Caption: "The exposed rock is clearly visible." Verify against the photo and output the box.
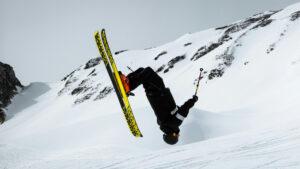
[217,48,235,67]
[61,66,82,81]
[0,62,23,124]
[168,55,186,68]
[267,29,287,54]
[74,83,101,104]
[156,64,166,73]
[163,55,186,73]
[58,75,79,96]
[0,62,22,107]
[208,47,234,80]
[252,19,273,29]
[84,57,101,69]
[62,69,77,81]
[191,42,223,61]
[190,46,206,61]
[88,69,97,77]
[208,68,224,80]
[74,93,94,104]
[290,11,300,21]
[192,12,277,62]
[215,25,232,30]
[184,42,192,47]
[191,33,233,61]
[226,12,275,34]
[59,67,81,96]
[244,61,249,65]
[0,109,5,124]
[154,51,167,60]
[220,34,233,42]
[71,79,92,95]
[73,85,113,104]
[267,44,275,54]
[115,50,128,55]
[144,46,155,50]
[59,56,114,104]
[94,87,113,101]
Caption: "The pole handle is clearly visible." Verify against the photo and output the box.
[194,68,204,96]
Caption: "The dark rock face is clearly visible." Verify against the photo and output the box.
[290,11,300,21]
[165,55,186,69]
[59,58,114,104]
[191,34,232,61]
[208,47,234,80]
[154,51,167,60]
[155,54,186,73]
[0,109,5,124]
[184,42,192,47]
[208,68,224,80]
[156,54,186,73]
[0,62,22,123]
[115,50,128,55]
[190,11,279,81]
[156,64,166,73]
[94,87,113,101]
[194,12,277,62]
[84,57,101,69]
[251,19,273,29]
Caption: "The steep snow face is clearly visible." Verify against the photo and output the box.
[1,2,300,169]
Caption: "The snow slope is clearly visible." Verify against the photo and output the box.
[1,2,300,169]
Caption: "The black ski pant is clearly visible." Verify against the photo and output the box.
[127,67,177,124]
[128,67,166,94]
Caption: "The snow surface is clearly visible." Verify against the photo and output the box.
[1,2,300,169]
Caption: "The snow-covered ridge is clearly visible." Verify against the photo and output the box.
[58,5,300,105]
[1,2,300,169]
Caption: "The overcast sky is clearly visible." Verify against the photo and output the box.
[1,0,299,83]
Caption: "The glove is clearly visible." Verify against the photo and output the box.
[192,95,198,102]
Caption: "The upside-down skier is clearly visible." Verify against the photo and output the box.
[119,67,199,145]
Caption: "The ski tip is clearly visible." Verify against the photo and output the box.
[94,31,100,36]
[133,133,143,138]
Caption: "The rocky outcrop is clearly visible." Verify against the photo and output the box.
[0,62,22,124]
[58,57,113,105]
[156,54,186,73]
[0,109,5,124]
[154,51,167,60]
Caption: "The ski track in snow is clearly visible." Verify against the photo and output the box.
[1,2,300,169]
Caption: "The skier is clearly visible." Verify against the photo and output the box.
[119,67,198,145]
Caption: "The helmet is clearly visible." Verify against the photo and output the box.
[163,133,179,145]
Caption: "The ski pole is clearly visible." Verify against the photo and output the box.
[194,68,204,96]
[127,66,134,72]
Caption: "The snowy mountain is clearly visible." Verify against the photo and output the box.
[1,2,300,169]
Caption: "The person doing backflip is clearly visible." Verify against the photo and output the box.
[119,67,198,145]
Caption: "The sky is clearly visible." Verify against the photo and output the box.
[1,0,299,83]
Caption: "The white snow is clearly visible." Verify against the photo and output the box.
[1,2,300,169]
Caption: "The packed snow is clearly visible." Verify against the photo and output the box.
[1,2,300,169]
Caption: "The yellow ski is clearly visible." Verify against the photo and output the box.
[94,30,143,137]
